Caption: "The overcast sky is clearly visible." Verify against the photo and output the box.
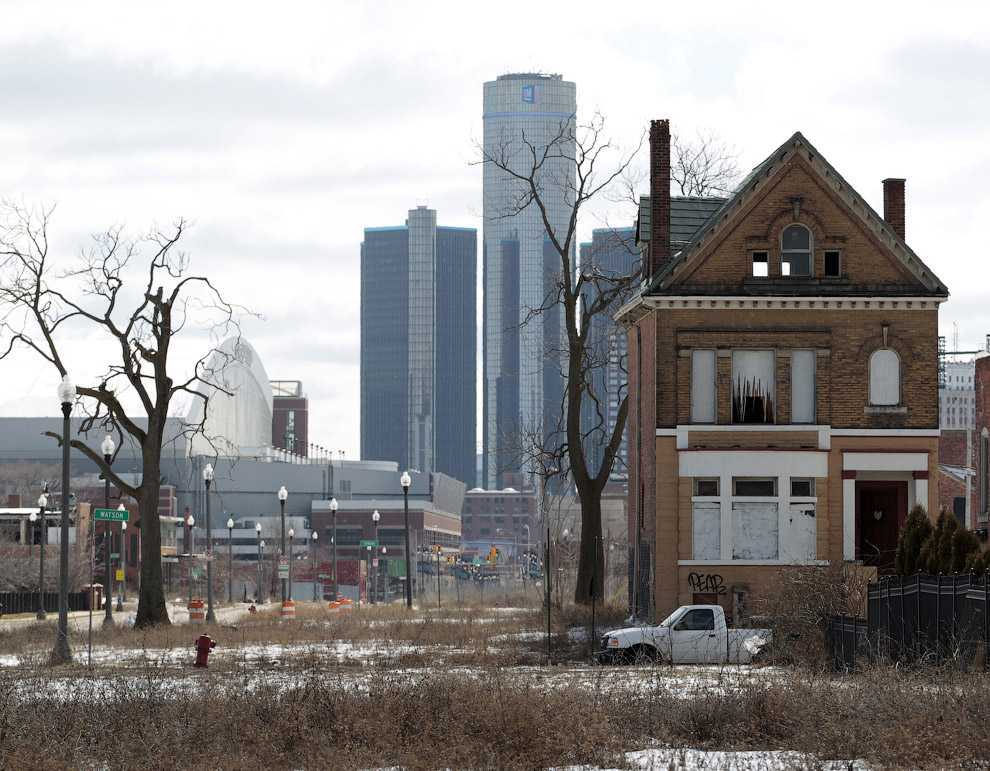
[1,1,988,459]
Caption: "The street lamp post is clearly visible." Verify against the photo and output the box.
[311,530,319,601]
[287,528,295,600]
[381,545,387,603]
[203,463,216,623]
[255,523,263,603]
[51,374,75,664]
[36,490,48,620]
[523,524,531,588]
[400,471,412,609]
[371,509,380,604]
[185,513,195,604]
[117,517,127,611]
[226,517,235,603]
[277,485,288,606]
[101,435,115,626]
[329,497,338,601]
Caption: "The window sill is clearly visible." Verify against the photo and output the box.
[864,405,908,416]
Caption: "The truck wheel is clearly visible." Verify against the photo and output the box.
[625,644,658,665]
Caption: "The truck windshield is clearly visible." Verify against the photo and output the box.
[658,609,685,627]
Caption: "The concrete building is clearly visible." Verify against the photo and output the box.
[619,121,948,621]
[360,206,476,486]
[940,360,975,430]
[271,380,309,456]
[461,487,538,557]
[482,73,575,489]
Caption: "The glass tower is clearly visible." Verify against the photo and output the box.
[482,73,576,489]
[361,207,476,486]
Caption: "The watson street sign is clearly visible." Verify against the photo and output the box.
[359,539,379,548]
[94,508,129,522]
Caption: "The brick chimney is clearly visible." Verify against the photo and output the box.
[882,178,906,241]
[649,119,671,277]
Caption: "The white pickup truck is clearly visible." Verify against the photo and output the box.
[599,604,771,665]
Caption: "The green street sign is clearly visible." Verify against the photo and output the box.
[94,508,129,522]
[359,539,379,548]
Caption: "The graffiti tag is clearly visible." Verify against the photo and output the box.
[688,572,726,596]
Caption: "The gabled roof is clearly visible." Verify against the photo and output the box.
[645,132,948,297]
[638,196,727,248]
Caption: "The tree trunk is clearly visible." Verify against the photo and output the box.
[134,443,170,628]
[573,488,604,604]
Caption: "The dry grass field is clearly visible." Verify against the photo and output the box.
[2,596,990,769]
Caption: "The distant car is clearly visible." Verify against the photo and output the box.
[599,605,771,665]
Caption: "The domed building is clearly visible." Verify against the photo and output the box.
[186,336,273,457]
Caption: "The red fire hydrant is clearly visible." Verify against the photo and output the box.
[194,634,216,668]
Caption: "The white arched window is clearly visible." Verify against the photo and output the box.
[781,224,812,277]
[869,349,900,406]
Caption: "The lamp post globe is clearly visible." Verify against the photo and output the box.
[400,471,413,609]
[329,497,338,601]
[202,463,216,623]
[372,509,380,523]
[52,374,75,664]
[35,491,48,620]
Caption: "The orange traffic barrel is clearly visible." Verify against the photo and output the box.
[280,599,296,619]
[188,598,205,623]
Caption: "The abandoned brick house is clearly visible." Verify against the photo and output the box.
[619,120,948,621]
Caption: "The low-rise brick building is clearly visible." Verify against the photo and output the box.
[619,121,948,620]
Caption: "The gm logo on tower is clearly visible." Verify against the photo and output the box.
[521,84,535,103]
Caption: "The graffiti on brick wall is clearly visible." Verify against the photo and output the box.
[688,572,726,596]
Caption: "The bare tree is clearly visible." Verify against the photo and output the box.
[671,131,740,197]
[0,203,248,627]
[478,114,642,605]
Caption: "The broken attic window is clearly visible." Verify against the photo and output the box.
[751,251,769,277]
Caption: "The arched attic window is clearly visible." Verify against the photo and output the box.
[869,349,901,406]
[781,224,812,277]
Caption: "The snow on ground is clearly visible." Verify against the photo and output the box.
[562,747,870,770]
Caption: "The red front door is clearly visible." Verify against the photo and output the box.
[856,481,908,573]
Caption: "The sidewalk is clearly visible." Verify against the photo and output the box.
[0,600,255,631]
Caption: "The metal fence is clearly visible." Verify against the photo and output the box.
[827,573,990,670]
[0,591,92,615]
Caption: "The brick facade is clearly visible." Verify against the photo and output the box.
[976,356,990,522]
[621,129,947,620]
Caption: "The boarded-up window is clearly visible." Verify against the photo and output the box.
[791,350,815,423]
[691,350,716,423]
[692,502,721,560]
[869,349,900,406]
[732,350,774,423]
[785,503,816,560]
[732,502,779,559]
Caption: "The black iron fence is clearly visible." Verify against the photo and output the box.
[0,591,92,615]
[827,573,990,670]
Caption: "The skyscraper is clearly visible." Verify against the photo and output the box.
[482,73,576,489]
[360,206,476,487]
[579,227,638,482]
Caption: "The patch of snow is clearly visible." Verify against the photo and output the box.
[562,747,871,770]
